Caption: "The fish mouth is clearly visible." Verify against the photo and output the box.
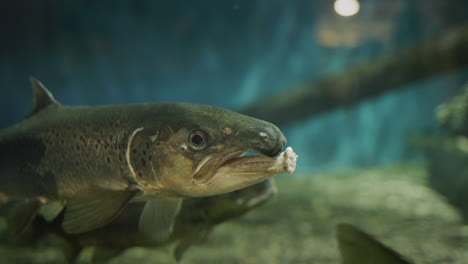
[192,149,250,184]
[193,147,298,186]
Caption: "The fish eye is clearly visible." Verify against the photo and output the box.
[189,130,207,150]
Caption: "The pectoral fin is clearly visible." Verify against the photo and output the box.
[62,189,140,234]
[139,198,183,242]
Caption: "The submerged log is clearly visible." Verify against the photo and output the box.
[241,25,468,125]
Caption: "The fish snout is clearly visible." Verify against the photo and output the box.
[256,124,286,157]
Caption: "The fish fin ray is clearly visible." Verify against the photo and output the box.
[62,190,138,234]
[139,198,183,243]
[27,77,61,118]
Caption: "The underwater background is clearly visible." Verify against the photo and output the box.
[1,0,468,263]
[1,0,467,172]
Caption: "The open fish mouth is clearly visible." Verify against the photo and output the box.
[194,147,298,185]
[219,146,298,175]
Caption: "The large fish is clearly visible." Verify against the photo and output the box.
[0,78,298,238]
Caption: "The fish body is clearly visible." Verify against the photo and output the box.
[0,78,298,236]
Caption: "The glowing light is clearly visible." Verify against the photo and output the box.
[334,0,360,17]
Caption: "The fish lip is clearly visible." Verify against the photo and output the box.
[258,144,283,158]
[192,142,284,185]
[217,149,247,167]
[193,149,268,185]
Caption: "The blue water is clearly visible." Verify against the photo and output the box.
[0,0,467,172]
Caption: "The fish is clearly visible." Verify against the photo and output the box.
[1,179,278,262]
[0,77,298,238]
[78,178,277,262]
[336,223,413,264]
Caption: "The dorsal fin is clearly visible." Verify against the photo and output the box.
[28,76,61,117]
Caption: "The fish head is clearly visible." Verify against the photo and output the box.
[134,103,297,197]
[176,179,276,229]
[203,178,277,223]
[171,179,277,262]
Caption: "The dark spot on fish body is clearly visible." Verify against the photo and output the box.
[141,158,146,167]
